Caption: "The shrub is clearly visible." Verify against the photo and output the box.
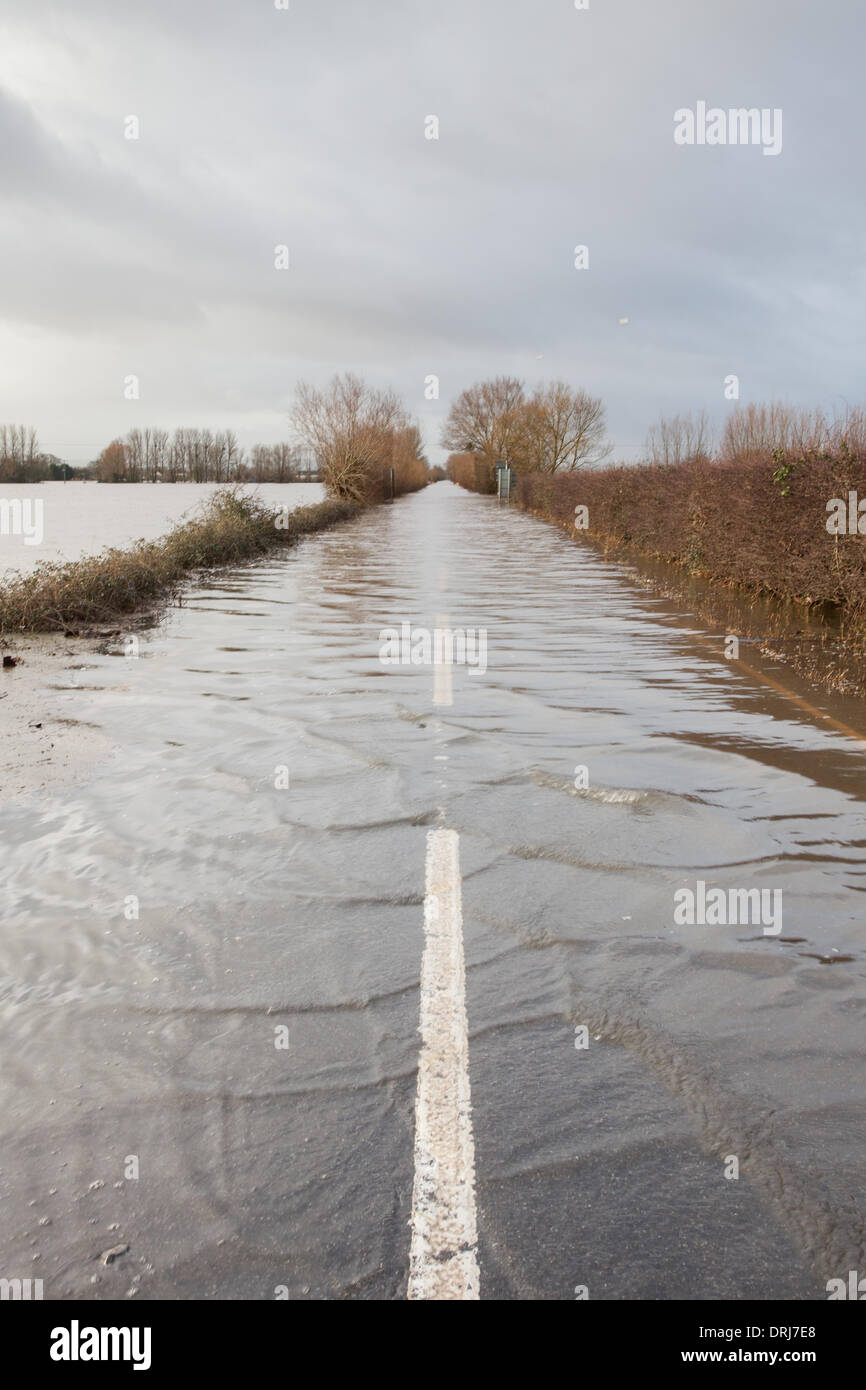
[0,490,360,633]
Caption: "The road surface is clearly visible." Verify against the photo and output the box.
[1,481,864,1300]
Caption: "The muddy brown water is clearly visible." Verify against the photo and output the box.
[1,481,864,1299]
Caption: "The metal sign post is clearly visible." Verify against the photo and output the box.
[495,461,514,500]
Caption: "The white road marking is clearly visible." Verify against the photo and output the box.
[408,826,480,1300]
[433,662,452,706]
[432,612,453,707]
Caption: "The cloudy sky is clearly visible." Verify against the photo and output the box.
[0,0,863,466]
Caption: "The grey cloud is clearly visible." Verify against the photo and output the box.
[0,0,863,463]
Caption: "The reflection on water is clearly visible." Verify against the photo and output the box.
[0,482,864,1300]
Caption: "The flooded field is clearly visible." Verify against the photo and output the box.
[1,481,864,1299]
[0,482,324,574]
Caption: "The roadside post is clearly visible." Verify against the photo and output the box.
[495,460,515,500]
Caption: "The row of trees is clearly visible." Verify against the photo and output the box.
[91,429,317,483]
[0,426,66,482]
[4,375,427,496]
[440,383,866,491]
[645,404,866,467]
[17,392,859,495]
[441,377,610,490]
[1,425,322,484]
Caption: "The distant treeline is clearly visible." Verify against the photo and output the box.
[90,429,322,483]
[442,380,866,490]
[0,424,323,484]
[2,385,431,499]
[0,426,71,482]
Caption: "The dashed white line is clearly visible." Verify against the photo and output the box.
[408,825,480,1300]
[432,612,453,707]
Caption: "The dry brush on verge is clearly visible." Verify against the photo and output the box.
[0,490,359,634]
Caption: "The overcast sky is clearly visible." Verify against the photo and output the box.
[0,0,863,466]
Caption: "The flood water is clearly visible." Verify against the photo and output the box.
[0,482,324,574]
[1,481,865,1300]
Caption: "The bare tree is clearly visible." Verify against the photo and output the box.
[248,444,271,480]
[645,411,713,465]
[387,424,428,491]
[292,373,410,501]
[0,425,39,480]
[93,438,127,482]
[271,442,296,481]
[440,377,526,465]
[125,428,145,482]
[517,381,611,471]
[834,406,866,457]
[721,403,832,461]
[246,442,296,481]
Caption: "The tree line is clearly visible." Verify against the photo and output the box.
[643,403,866,467]
[92,429,317,483]
[0,426,67,482]
[85,377,432,500]
[0,425,321,483]
[12,384,853,496]
[440,379,866,493]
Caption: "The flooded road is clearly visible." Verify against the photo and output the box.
[1,480,865,1300]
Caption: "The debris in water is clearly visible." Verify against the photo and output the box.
[101,1244,130,1266]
